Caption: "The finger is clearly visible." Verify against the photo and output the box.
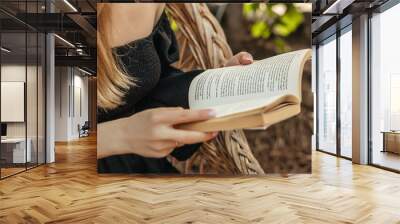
[158,109,216,125]
[162,107,184,111]
[225,52,253,67]
[149,107,183,113]
[146,107,184,124]
[225,55,240,67]
[158,147,176,157]
[238,52,253,65]
[147,147,176,158]
[149,140,181,151]
[166,129,218,145]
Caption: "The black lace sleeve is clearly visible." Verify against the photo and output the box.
[136,13,204,110]
[153,13,181,74]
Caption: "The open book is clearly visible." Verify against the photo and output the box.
[178,49,312,132]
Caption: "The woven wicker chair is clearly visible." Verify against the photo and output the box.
[166,3,265,175]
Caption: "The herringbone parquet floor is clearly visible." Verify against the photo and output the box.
[1,135,400,224]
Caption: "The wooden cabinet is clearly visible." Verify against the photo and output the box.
[0,138,32,165]
[382,132,400,154]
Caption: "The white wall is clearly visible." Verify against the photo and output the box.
[1,63,46,164]
[1,65,36,138]
[1,65,26,140]
[54,67,89,141]
[1,65,25,126]
[72,74,89,138]
[55,67,69,141]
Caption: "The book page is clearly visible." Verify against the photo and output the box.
[198,95,286,118]
[188,49,310,113]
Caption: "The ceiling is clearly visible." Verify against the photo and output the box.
[0,0,97,74]
[0,0,394,74]
[311,0,391,41]
[1,32,45,64]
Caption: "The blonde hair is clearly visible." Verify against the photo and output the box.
[97,4,134,110]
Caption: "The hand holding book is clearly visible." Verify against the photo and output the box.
[178,49,312,132]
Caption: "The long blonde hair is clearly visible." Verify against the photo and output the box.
[97,4,134,110]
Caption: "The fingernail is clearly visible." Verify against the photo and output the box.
[207,109,217,118]
[244,54,253,62]
[210,132,219,138]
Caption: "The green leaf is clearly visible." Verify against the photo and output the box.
[273,38,288,53]
[244,3,304,40]
[279,7,304,33]
[251,21,267,38]
[262,28,271,39]
[273,23,291,36]
[243,3,258,16]
[170,19,179,32]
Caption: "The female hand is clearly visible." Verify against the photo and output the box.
[97,107,217,158]
[224,51,254,67]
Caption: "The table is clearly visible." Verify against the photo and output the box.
[381,131,400,154]
[1,138,31,163]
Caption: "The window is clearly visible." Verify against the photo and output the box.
[1,29,28,178]
[370,2,400,171]
[0,1,47,179]
[390,74,400,130]
[339,26,352,158]
[317,35,337,154]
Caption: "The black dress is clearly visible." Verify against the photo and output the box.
[97,13,203,173]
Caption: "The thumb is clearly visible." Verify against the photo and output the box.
[238,52,253,65]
